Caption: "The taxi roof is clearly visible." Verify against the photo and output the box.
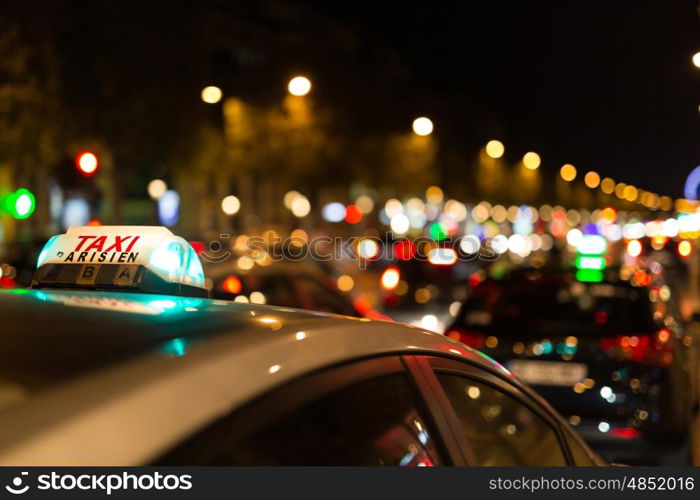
[0,288,511,391]
[0,288,516,464]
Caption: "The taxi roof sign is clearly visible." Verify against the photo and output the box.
[33,226,207,297]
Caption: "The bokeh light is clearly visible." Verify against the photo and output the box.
[76,151,98,176]
[522,152,541,170]
[290,195,311,217]
[425,185,444,204]
[559,164,576,181]
[322,202,346,222]
[337,275,354,292]
[344,204,362,223]
[623,185,638,202]
[390,214,410,234]
[283,190,302,209]
[584,171,600,188]
[221,195,241,215]
[627,239,642,257]
[380,267,401,290]
[201,86,222,103]
[485,140,505,159]
[147,179,167,200]
[600,177,615,194]
[412,117,433,136]
[355,195,374,214]
[288,76,311,96]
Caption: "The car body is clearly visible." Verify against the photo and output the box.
[445,267,694,453]
[0,288,603,466]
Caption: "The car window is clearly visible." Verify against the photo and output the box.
[563,430,597,466]
[436,374,566,466]
[157,374,443,466]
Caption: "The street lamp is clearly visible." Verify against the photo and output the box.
[147,179,167,200]
[522,152,540,170]
[560,163,576,181]
[201,86,222,104]
[221,195,241,215]
[485,140,505,159]
[288,76,311,96]
[412,117,433,136]
[693,52,700,68]
[584,171,601,189]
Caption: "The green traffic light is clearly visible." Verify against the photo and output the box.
[2,188,36,219]
[429,221,448,241]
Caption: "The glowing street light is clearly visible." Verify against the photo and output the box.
[221,195,241,215]
[290,195,311,217]
[485,140,505,159]
[560,164,577,181]
[412,117,433,136]
[693,52,700,68]
[147,179,167,200]
[288,76,312,96]
[522,152,540,170]
[584,171,600,189]
[600,177,615,194]
[201,86,223,104]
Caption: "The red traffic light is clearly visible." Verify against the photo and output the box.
[75,151,98,177]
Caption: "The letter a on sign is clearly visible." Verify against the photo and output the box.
[114,265,138,286]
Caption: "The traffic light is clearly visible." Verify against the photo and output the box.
[1,188,36,219]
[75,151,99,177]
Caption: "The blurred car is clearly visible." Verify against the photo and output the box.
[377,248,479,330]
[204,260,361,316]
[445,267,694,450]
[0,225,604,466]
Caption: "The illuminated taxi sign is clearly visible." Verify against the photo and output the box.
[33,226,206,297]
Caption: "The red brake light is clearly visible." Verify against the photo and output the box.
[609,427,641,440]
[598,331,672,366]
[221,275,242,294]
[394,240,417,260]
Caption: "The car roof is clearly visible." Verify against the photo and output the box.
[0,288,524,464]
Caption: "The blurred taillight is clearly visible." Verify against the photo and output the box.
[598,330,672,366]
[445,327,486,349]
[221,275,242,294]
[609,427,641,440]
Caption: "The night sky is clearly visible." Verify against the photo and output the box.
[2,1,698,199]
[312,0,700,198]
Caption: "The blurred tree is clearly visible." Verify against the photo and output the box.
[0,17,63,238]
